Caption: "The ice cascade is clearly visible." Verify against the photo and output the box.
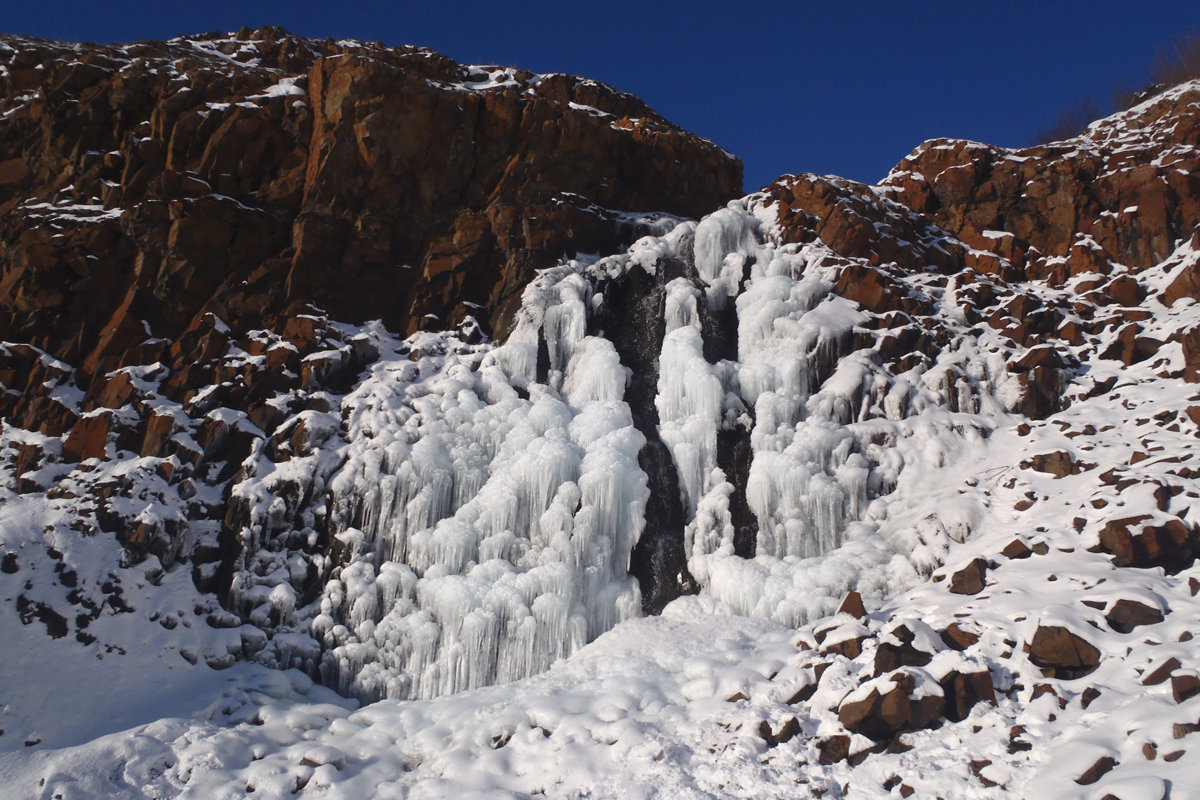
[225,199,1011,700]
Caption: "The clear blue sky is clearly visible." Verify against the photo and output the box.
[7,1,1200,192]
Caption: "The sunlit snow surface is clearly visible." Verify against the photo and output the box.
[5,160,1200,794]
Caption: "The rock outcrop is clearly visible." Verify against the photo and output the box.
[0,26,741,381]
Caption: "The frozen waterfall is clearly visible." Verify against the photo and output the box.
[227,199,1003,701]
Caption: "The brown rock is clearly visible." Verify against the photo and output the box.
[834,265,901,313]
[940,668,996,721]
[1000,539,1033,559]
[1028,624,1101,679]
[281,317,322,352]
[939,623,981,651]
[1105,598,1165,633]
[62,412,113,462]
[1025,450,1078,477]
[0,27,741,383]
[874,621,942,675]
[883,86,1200,274]
[757,716,800,747]
[1031,683,1067,708]
[948,558,988,595]
[140,412,176,458]
[969,758,1001,787]
[837,672,945,742]
[92,371,139,409]
[300,350,352,392]
[837,590,866,619]
[0,157,31,185]
[1172,720,1200,738]
[1171,672,1200,704]
[1098,515,1198,574]
[1075,755,1117,785]
[821,635,866,660]
[1180,327,1200,383]
[12,442,44,478]
[1143,657,1183,686]
[817,734,851,764]
[1164,259,1200,305]
[1101,322,1162,365]
[1008,725,1032,753]
[1012,367,1069,419]
[1104,274,1141,306]
[765,172,963,275]
[1013,345,1072,372]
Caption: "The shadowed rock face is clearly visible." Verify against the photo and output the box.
[586,255,699,614]
[0,26,743,383]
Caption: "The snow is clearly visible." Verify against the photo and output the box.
[457,66,535,91]
[249,77,306,100]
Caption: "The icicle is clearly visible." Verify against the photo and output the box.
[692,202,760,309]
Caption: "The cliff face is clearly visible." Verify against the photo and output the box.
[0,26,740,380]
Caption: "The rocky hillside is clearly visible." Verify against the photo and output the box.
[2,27,1200,800]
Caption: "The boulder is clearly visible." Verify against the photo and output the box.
[62,412,113,462]
[1142,657,1182,686]
[1098,515,1198,573]
[1024,450,1079,477]
[1028,624,1101,679]
[1104,598,1164,633]
[817,735,851,764]
[948,558,989,595]
[838,671,945,742]
[939,623,981,651]
[1171,672,1200,704]
[1000,539,1032,559]
[837,590,866,619]
[939,668,996,721]
[874,621,942,675]
[1075,756,1117,786]
[757,716,800,747]
[1163,258,1200,305]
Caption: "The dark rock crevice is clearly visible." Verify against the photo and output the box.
[588,260,698,614]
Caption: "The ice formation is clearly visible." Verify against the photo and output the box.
[212,195,1020,702]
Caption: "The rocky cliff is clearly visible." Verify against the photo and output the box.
[0,25,740,397]
[3,28,1200,800]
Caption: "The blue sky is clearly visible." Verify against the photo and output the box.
[7,1,1200,192]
